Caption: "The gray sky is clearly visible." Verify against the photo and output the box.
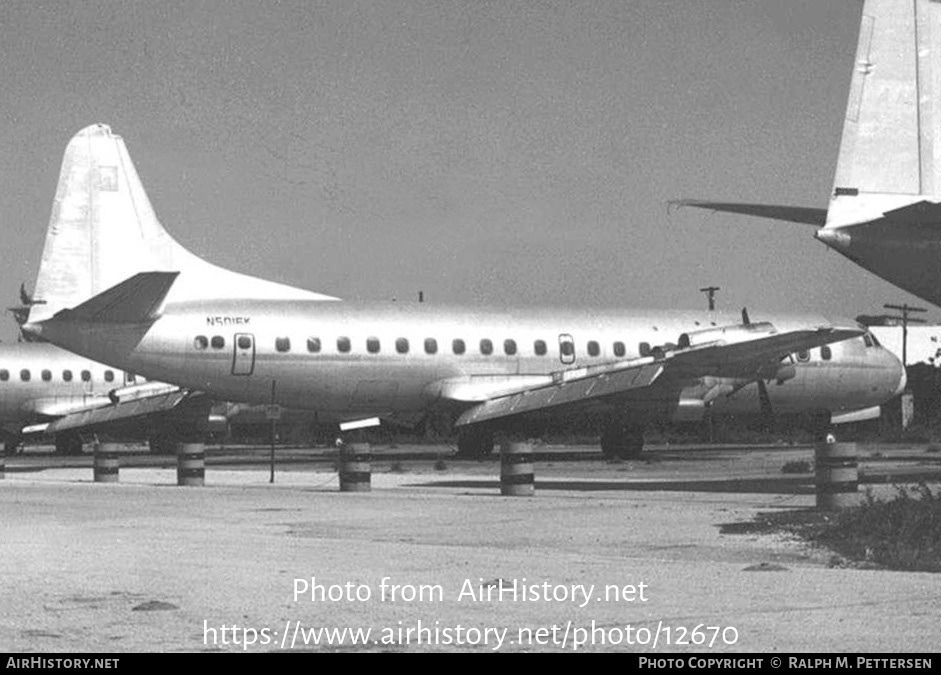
[0,0,931,341]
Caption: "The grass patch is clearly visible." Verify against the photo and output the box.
[742,484,941,572]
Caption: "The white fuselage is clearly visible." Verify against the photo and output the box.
[0,342,140,432]
[33,301,905,425]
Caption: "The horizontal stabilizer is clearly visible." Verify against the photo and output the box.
[54,271,179,324]
[668,200,827,226]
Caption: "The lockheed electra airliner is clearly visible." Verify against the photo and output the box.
[673,0,941,309]
[22,125,905,459]
[0,340,211,455]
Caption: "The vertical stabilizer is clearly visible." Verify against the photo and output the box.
[827,0,941,228]
[30,124,337,323]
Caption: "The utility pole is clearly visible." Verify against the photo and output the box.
[700,286,720,311]
[883,303,927,367]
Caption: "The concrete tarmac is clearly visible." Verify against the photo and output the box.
[0,443,939,653]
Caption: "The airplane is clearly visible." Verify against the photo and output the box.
[670,0,941,309]
[21,125,906,459]
[0,340,212,455]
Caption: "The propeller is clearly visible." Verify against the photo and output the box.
[742,307,774,428]
[9,283,41,342]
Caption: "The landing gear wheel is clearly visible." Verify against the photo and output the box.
[455,428,494,459]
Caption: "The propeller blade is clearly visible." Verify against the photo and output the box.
[757,379,774,429]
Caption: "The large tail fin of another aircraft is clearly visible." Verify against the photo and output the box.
[669,0,941,307]
[825,0,941,229]
[29,124,337,323]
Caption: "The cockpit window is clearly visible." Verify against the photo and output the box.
[863,334,873,348]
[870,333,881,347]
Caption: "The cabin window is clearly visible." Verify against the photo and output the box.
[480,339,493,355]
[534,340,547,356]
[104,370,115,382]
[367,337,381,354]
[63,370,73,382]
[20,369,30,382]
[307,337,321,353]
[560,341,574,357]
[424,338,438,355]
[237,335,252,350]
[41,370,52,382]
[820,345,832,361]
[504,339,517,356]
[211,336,225,349]
[796,350,810,363]
[337,337,351,353]
[452,339,466,355]
[613,341,625,357]
[587,341,600,357]
[639,342,651,357]
[275,337,291,353]
[396,338,410,354]
[194,335,209,350]
[81,370,91,382]
[0,370,7,382]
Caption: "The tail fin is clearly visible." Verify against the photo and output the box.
[30,124,337,323]
[826,0,941,229]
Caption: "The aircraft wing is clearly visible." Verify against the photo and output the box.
[21,383,189,436]
[454,323,862,428]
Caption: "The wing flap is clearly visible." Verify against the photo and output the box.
[455,363,663,427]
[38,390,189,434]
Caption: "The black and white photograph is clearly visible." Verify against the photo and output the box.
[0,0,938,658]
